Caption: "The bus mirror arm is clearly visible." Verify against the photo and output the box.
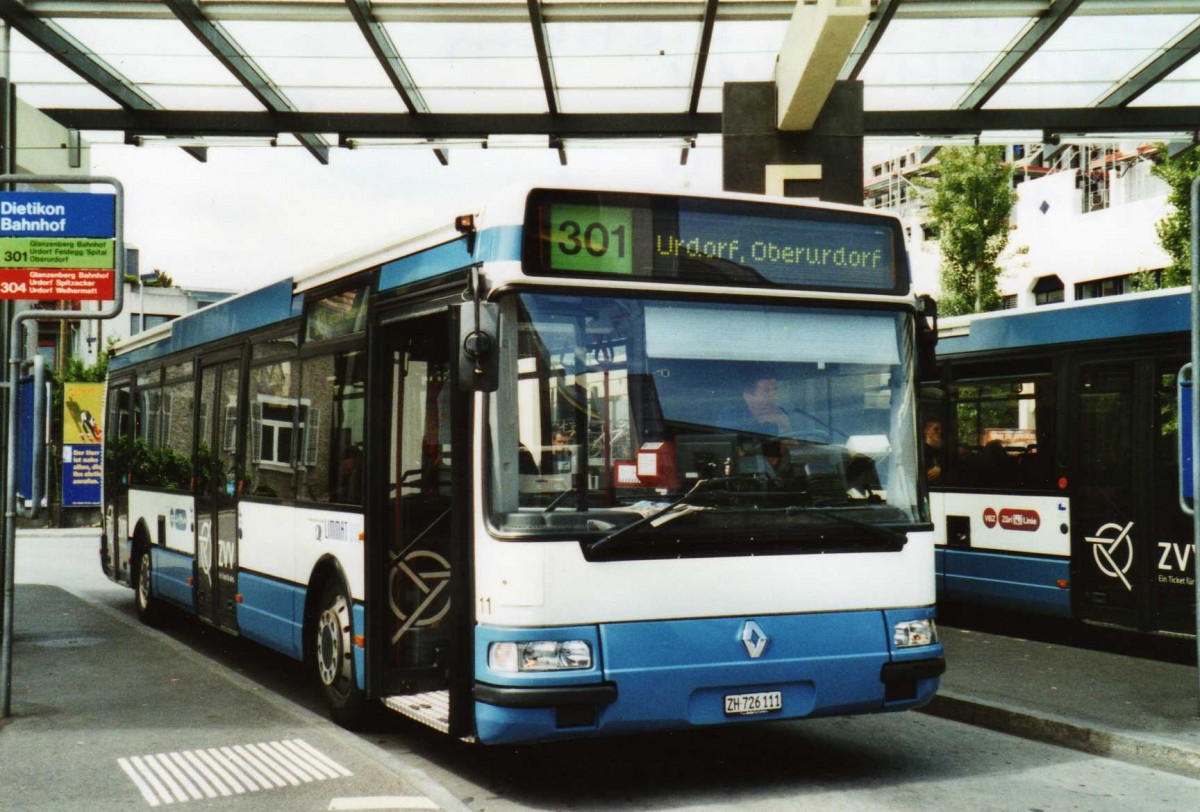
[457,298,500,392]
[916,294,938,379]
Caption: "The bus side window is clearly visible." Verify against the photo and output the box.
[949,378,1055,491]
[299,350,366,506]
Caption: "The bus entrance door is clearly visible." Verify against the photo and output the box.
[195,358,242,632]
[1072,357,1194,633]
[377,314,456,718]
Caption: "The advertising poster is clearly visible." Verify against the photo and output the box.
[63,382,105,508]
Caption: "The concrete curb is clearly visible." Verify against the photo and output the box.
[922,692,1200,781]
[15,527,100,539]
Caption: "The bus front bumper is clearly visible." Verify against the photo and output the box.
[473,609,943,745]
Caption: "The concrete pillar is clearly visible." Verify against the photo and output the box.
[722,80,864,206]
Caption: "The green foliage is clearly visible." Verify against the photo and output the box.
[917,146,1017,315]
[123,268,174,287]
[104,435,193,491]
[1149,144,1200,288]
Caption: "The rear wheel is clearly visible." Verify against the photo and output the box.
[134,546,165,626]
[315,579,366,727]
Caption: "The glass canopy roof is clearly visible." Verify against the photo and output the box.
[2,0,1199,160]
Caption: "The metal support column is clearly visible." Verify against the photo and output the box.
[1190,176,1200,712]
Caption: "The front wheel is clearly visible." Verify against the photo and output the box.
[314,579,367,728]
[134,547,165,626]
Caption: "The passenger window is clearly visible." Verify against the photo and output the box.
[306,288,368,343]
[247,360,299,499]
[158,374,194,491]
[298,350,366,505]
[949,378,1054,490]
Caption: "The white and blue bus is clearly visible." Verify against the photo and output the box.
[924,288,1196,636]
[102,184,943,744]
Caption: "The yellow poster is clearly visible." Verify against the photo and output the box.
[63,382,105,445]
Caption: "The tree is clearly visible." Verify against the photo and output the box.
[1150,143,1200,288]
[918,145,1017,315]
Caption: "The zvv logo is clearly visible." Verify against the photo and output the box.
[1086,521,1134,591]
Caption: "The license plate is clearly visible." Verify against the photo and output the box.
[723,691,782,716]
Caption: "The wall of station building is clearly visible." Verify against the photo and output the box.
[899,154,1171,308]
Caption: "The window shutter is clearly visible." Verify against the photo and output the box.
[250,401,263,464]
[198,403,210,449]
[305,407,321,467]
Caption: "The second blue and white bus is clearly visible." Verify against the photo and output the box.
[102,184,944,743]
[924,288,1196,636]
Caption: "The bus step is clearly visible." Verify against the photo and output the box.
[382,690,450,734]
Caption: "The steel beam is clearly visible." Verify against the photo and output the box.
[864,106,1200,135]
[0,0,208,162]
[162,0,330,164]
[0,0,155,109]
[957,0,1085,110]
[1098,21,1200,107]
[344,0,446,164]
[41,109,720,139]
[527,0,560,114]
[839,0,900,82]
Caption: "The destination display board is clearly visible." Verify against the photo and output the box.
[0,191,116,301]
[525,188,905,294]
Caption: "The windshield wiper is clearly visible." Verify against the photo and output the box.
[587,478,716,557]
[791,506,908,545]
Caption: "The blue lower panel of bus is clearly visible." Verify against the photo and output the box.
[473,608,943,745]
[938,548,1071,617]
[152,547,194,612]
[238,572,305,661]
[233,574,366,687]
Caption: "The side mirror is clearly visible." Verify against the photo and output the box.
[457,300,499,392]
[916,294,938,380]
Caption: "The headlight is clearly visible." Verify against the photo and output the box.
[488,640,593,672]
[893,619,937,648]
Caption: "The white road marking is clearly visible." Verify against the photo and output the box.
[120,739,352,806]
[294,738,354,777]
[327,798,440,811]
[118,757,161,807]
[156,752,203,801]
[169,751,218,799]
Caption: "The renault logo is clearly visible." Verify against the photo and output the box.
[741,620,768,659]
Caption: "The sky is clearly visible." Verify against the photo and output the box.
[89,139,726,293]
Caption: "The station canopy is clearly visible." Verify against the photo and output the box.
[2,0,1200,164]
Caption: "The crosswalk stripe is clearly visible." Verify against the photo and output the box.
[157,752,203,801]
[220,745,272,790]
[293,738,354,778]
[280,738,340,780]
[118,757,161,808]
[129,755,173,805]
[265,740,324,782]
[120,740,352,806]
[196,748,244,794]
[144,754,189,803]
[248,741,308,784]
[169,752,217,800]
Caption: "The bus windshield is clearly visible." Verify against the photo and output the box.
[487,292,922,551]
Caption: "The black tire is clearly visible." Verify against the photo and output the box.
[134,546,165,626]
[314,578,367,728]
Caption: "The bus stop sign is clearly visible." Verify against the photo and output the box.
[0,191,116,300]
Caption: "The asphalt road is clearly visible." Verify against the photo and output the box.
[11,531,1200,811]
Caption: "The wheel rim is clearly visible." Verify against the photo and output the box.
[317,592,352,690]
[137,551,152,609]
